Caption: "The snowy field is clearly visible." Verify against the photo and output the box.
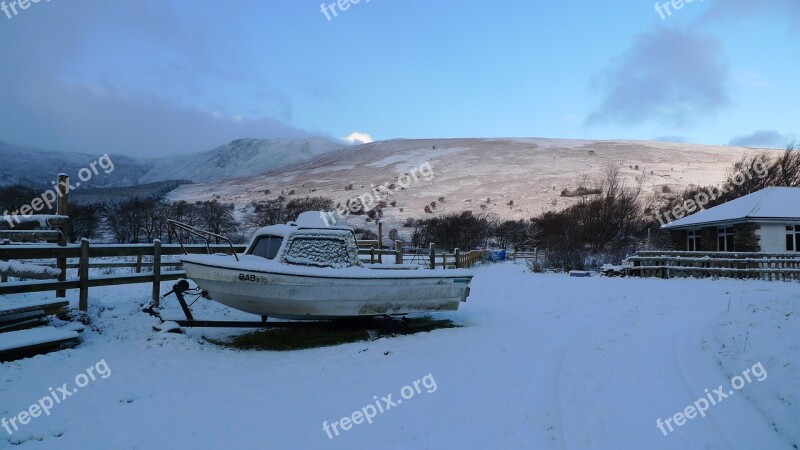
[1,262,798,450]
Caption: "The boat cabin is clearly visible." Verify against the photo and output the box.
[244,213,362,268]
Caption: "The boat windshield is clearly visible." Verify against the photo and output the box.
[249,235,284,260]
[282,234,360,268]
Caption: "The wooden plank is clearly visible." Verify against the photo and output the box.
[0,300,70,317]
[88,244,243,258]
[50,262,183,269]
[626,256,800,264]
[378,222,383,264]
[634,251,800,259]
[395,240,403,265]
[56,174,69,298]
[630,266,800,274]
[152,240,162,304]
[0,326,80,362]
[85,271,186,288]
[0,245,81,260]
[0,279,81,296]
[0,244,245,260]
[0,271,187,296]
[0,230,61,242]
[0,261,60,280]
[0,318,48,332]
[79,239,89,312]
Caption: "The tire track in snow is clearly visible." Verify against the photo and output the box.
[671,312,791,449]
[522,304,629,449]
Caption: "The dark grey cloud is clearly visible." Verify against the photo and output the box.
[586,28,731,127]
[0,1,311,157]
[729,130,791,148]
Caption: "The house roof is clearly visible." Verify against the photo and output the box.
[661,187,800,230]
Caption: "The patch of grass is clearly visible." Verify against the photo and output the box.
[206,317,458,352]
[209,327,371,351]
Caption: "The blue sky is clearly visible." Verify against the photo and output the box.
[0,0,797,156]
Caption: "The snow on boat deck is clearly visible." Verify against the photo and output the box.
[0,262,797,449]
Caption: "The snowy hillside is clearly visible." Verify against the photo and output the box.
[0,140,148,187]
[138,137,344,183]
[1,262,797,449]
[0,137,343,187]
[169,138,784,228]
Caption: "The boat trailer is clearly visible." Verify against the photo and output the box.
[149,280,452,333]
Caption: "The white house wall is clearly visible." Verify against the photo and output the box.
[756,223,791,253]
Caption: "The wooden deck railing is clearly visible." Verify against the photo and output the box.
[624,251,800,281]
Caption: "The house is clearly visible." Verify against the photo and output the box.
[661,187,800,253]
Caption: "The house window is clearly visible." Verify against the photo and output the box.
[787,225,800,252]
[687,230,699,251]
[717,227,734,252]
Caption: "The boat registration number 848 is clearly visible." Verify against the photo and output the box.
[238,273,260,282]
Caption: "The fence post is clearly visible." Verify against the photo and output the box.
[370,248,375,264]
[135,254,143,273]
[152,240,162,305]
[429,243,435,269]
[1,239,8,283]
[395,240,403,265]
[79,238,90,312]
[377,222,383,264]
[56,174,70,298]
[454,248,460,269]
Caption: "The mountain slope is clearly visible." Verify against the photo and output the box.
[138,137,343,183]
[0,140,148,187]
[168,138,783,228]
[0,137,344,187]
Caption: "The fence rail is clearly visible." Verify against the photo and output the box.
[0,241,246,310]
[625,251,800,281]
[1,240,487,312]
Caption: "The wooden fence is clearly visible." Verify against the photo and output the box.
[624,251,800,281]
[0,241,245,311]
[0,239,487,312]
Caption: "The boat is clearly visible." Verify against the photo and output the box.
[176,212,474,320]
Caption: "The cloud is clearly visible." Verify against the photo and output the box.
[586,28,731,127]
[343,132,375,145]
[729,130,791,148]
[0,1,312,157]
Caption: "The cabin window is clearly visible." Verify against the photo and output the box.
[250,236,283,260]
[283,236,354,268]
[717,227,734,252]
[687,230,699,251]
[787,225,800,252]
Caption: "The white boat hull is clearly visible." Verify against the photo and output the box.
[181,256,473,320]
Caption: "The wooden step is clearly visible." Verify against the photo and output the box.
[0,326,80,362]
[0,300,70,326]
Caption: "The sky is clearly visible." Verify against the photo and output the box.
[0,0,797,157]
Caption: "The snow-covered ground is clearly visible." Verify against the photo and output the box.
[1,262,798,449]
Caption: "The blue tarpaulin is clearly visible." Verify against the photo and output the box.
[487,250,506,261]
